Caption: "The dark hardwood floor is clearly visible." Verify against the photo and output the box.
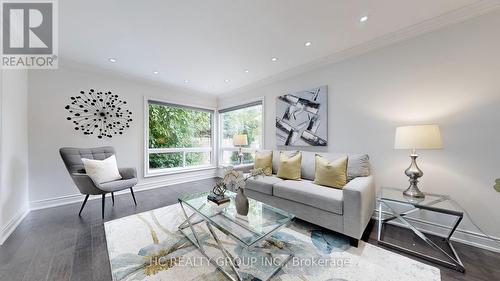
[0,178,498,281]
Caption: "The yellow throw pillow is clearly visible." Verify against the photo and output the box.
[313,155,348,189]
[277,151,302,180]
[254,151,273,176]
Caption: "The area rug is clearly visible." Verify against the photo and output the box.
[104,203,441,281]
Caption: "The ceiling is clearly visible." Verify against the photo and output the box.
[59,0,499,95]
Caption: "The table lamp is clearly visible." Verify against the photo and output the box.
[233,134,248,164]
[394,124,443,198]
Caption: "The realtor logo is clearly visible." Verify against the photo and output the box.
[1,0,58,69]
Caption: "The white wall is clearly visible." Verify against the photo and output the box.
[28,63,218,209]
[218,11,500,250]
[0,70,29,244]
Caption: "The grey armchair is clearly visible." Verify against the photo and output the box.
[60,146,138,219]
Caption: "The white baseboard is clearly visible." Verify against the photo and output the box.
[30,169,217,210]
[373,210,500,254]
[0,208,30,245]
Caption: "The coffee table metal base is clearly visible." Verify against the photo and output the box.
[178,201,293,281]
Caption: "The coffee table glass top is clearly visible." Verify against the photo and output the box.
[179,191,294,247]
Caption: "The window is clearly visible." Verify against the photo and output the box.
[219,101,263,166]
[146,100,214,175]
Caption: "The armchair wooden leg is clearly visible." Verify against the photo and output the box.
[130,188,137,206]
[111,192,115,205]
[102,194,106,219]
[78,195,90,216]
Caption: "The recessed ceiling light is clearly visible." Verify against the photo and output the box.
[304,42,312,47]
[153,71,159,75]
[108,58,117,63]
[184,79,189,83]
[359,16,368,23]
[271,57,278,62]
[224,79,230,83]
[244,69,249,73]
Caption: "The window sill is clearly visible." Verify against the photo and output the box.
[218,163,254,169]
[145,165,217,178]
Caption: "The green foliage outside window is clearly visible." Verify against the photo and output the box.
[148,104,212,169]
[149,153,182,169]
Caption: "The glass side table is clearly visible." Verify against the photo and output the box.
[377,187,465,272]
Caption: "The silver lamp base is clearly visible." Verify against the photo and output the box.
[238,147,243,165]
[403,186,425,198]
[403,153,425,199]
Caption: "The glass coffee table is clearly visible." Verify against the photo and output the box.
[377,187,465,272]
[178,191,295,281]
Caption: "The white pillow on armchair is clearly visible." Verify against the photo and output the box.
[81,155,122,184]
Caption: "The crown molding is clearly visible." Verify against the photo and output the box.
[219,0,500,98]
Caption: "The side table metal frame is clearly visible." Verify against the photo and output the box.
[377,198,465,272]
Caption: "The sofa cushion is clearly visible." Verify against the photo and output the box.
[273,180,343,215]
[301,151,370,181]
[245,175,283,195]
[277,151,302,180]
[346,154,370,181]
[272,150,300,175]
[272,150,280,174]
[254,150,273,176]
[313,155,348,189]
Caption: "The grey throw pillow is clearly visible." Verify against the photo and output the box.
[347,154,370,181]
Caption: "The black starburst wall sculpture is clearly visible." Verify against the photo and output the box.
[65,89,133,139]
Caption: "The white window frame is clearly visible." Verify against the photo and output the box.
[217,97,265,168]
[144,97,217,177]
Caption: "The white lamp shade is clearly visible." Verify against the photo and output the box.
[394,124,443,150]
[233,134,248,146]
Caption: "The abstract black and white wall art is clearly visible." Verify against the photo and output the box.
[65,89,133,139]
[276,86,327,146]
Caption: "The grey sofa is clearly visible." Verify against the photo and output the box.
[60,146,138,219]
[243,150,375,246]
